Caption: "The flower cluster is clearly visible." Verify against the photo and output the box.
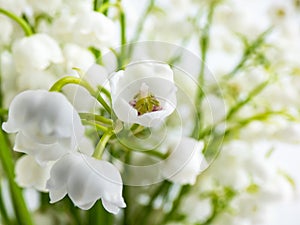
[0,0,299,225]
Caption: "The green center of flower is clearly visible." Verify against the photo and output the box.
[129,83,162,116]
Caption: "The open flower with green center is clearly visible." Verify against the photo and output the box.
[110,62,177,127]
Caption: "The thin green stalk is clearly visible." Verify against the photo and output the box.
[199,79,271,139]
[79,113,113,125]
[119,8,127,67]
[160,185,191,225]
[82,120,109,133]
[93,132,113,159]
[50,76,95,93]
[197,188,236,225]
[0,183,12,225]
[225,27,273,79]
[0,108,8,116]
[122,151,131,225]
[0,130,34,225]
[97,86,111,102]
[65,198,83,225]
[225,79,270,121]
[97,2,116,13]
[127,0,155,57]
[49,76,111,114]
[224,110,292,137]
[99,1,127,67]
[95,94,111,114]
[135,181,170,225]
[0,8,33,36]
[192,2,216,140]
[131,0,154,43]
[87,201,114,225]
[140,150,166,159]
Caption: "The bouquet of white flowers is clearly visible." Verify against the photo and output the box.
[0,0,299,225]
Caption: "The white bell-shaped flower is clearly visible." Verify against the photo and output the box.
[162,137,207,185]
[46,152,126,214]
[73,11,117,49]
[110,62,177,127]
[15,155,52,192]
[12,33,63,73]
[2,90,84,164]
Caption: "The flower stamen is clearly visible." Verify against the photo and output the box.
[129,83,162,116]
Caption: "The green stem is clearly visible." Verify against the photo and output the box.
[0,130,34,225]
[93,132,113,159]
[135,181,170,225]
[79,113,113,125]
[225,79,270,121]
[127,0,155,57]
[82,120,109,133]
[0,8,33,36]
[224,110,292,137]
[225,27,273,79]
[122,152,131,225]
[97,86,111,102]
[160,185,191,224]
[199,79,271,139]
[97,2,117,13]
[0,183,12,225]
[140,150,166,159]
[120,11,127,67]
[192,2,216,140]
[87,201,114,225]
[0,108,8,116]
[50,76,95,93]
[49,76,111,114]
[197,188,236,225]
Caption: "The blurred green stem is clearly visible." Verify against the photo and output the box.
[0,130,34,225]
[0,8,33,36]
[119,0,127,67]
[193,2,216,140]
[87,201,114,225]
[127,0,155,57]
[79,113,113,125]
[225,27,273,79]
[0,182,12,225]
[93,131,113,159]
[49,76,111,114]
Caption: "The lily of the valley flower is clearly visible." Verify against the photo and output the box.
[162,137,207,185]
[15,155,52,192]
[47,152,126,214]
[2,90,84,164]
[110,62,177,127]
[73,11,117,49]
[12,33,63,74]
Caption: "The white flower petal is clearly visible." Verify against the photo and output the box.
[14,133,71,165]
[12,34,63,74]
[110,62,177,127]
[102,200,121,214]
[2,90,84,163]
[162,137,207,185]
[15,155,52,192]
[49,187,67,203]
[47,153,126,214]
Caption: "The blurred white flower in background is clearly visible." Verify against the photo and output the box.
[162,137,207,185]
[12,34,63,74]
